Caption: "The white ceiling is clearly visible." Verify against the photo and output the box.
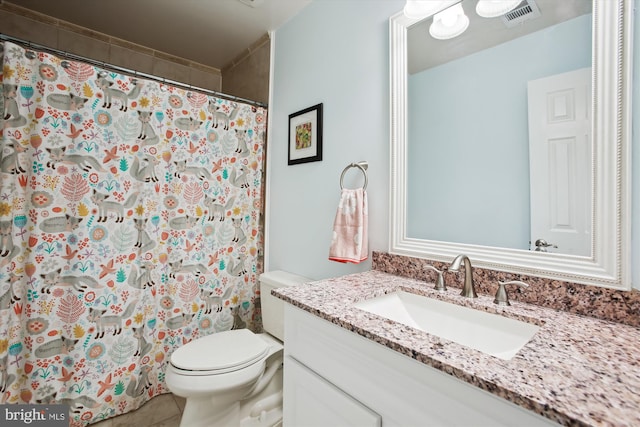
[11,0,592,74]
[9,0,312,70]
[408,0,592,74]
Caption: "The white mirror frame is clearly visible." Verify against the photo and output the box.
[389,0,633,290]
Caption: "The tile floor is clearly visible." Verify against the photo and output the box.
[92,394,185,427]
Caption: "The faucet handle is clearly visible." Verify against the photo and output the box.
[494,280,528,306]
[424,265,446,292]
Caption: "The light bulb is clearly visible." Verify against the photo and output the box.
[440,8,458,27]
[430,3,469,40]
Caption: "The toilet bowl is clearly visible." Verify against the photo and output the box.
[165,270,310,427]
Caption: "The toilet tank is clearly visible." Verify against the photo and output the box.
[260,270,311,341]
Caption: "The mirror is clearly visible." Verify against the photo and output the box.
[389,0,632,289]
[407,0,592,256]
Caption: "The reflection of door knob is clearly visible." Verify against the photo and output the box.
[534,239,558,252]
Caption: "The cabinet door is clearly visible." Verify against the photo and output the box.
[284,356,381,427]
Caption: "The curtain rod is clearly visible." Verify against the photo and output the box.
[0,33,268,108]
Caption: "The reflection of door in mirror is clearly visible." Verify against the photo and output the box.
[528,68,591,256]
[406,3,592,254]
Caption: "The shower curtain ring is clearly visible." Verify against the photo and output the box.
[24,41,36,59]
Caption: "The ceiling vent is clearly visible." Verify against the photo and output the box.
[237,0,264,8]
[501,0,541,28]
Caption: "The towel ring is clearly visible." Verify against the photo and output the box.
[340,161,368,190]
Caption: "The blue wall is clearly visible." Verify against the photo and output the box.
[407,14,592,250]
[267,0,403,280]
[270,2,638,289]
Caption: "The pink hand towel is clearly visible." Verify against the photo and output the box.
[329,188,368,263]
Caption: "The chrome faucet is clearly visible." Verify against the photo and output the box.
[449,254,477,298]
[424,265,446,292]
[494,280,529,306]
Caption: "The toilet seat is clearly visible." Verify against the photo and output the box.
[170,329,269,376]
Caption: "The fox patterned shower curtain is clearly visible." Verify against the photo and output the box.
[0,41,267,425]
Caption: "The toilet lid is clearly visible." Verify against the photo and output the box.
[170,329,269,373]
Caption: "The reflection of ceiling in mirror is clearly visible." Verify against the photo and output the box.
[408,0,592,74]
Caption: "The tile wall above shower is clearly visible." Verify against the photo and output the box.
[0,2,223,91]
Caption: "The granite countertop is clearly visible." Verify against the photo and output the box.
[272,270,640,427]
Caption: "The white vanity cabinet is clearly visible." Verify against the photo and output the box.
[283,305,558,427]
[284,356,381,427]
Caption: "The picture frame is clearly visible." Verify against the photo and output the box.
[288,103,323,165]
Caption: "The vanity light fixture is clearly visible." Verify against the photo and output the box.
[429,3,469,40]
[403,0,449,20]
[475,0,521,18]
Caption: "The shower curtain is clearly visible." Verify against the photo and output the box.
[0,41,266,425]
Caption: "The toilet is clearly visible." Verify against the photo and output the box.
[165,270,310,427]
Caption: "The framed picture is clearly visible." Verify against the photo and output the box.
[288,103,323,165]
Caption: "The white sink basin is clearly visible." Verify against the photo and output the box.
[353,291,539,360]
